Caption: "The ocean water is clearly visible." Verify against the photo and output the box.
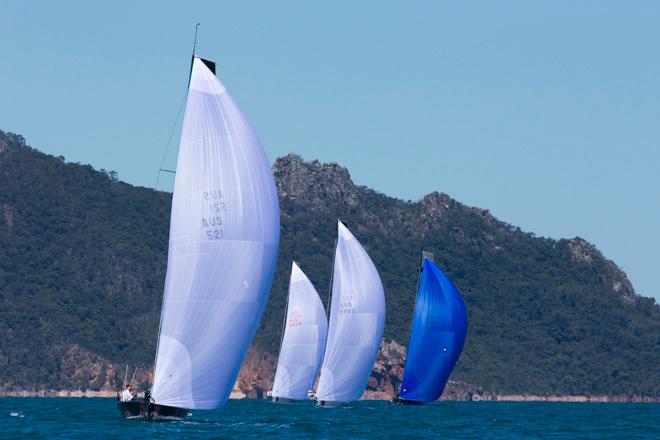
[0,398,658,439]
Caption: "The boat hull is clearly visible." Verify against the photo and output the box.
[271,396,297,404]
[315,400,347,407]
[391,397,425,405]
[117,399,188,421]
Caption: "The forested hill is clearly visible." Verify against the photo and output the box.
[0,130,658,397]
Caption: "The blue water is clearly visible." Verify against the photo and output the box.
[1,398,658,439]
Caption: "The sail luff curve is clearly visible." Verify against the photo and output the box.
[152,57,280,409]
[271,262,328,400]
[399,257,468,403]
[315,222,386,403]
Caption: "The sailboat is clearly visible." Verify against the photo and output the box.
[270,262,328,403]
[395,252,467,404]
[117,53,280,419]
[314,221,386,406]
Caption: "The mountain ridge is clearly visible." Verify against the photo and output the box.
[0,130,658,397]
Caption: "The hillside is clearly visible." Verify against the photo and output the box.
[0,130,658,396]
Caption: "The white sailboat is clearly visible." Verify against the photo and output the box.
[270,262,328,402]
[118,54,280,419]
[315,221,386,405]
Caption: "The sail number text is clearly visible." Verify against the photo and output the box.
[202,190,226,240]
[339,291,357,315]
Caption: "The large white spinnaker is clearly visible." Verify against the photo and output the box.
[271,262,328,400]
[151,57,280,409]
[315,221,385,403]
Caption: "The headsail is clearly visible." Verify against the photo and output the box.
[152,57,280,409]
[399,256,467,403]
[315,222,385,403]
[271,262,328,400]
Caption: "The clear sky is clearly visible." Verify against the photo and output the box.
[1,1,658,301]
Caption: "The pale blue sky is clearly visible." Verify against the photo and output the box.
[1,1,658,301]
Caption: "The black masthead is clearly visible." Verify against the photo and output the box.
[190,23,216,75]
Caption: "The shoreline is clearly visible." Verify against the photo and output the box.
[0,390,249,400]
[1,390,657,403]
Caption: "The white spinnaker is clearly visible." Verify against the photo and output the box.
[271,262,328,400]
[315,222,385,402]
[152,57,280,409]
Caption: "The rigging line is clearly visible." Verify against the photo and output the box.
[155,87,188,189]
[155,23,203,190]
[129,367,138,388]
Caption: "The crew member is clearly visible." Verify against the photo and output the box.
[120,386,133,402]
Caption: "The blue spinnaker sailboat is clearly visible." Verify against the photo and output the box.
[398,254,468,403]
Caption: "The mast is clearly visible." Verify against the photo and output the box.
[192,22,200,55]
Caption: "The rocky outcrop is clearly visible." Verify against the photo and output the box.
[234,349,276,399]
[364,340,406,398]
[273,154,358,207]
[567,237,637,303]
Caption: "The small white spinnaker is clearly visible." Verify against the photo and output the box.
[271,262,328,400]
[315,221,385,403]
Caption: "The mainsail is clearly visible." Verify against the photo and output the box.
[399,256,467,403]
[151,57,280,409]
[271,262,328,400]
[315,221,385,403]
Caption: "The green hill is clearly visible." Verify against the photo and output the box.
[0,130,658,396]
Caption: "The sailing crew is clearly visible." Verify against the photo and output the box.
[120,386,133,402]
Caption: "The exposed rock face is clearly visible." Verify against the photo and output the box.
[567,237,637,303]
[568,238,597,264]
[273,154,358,207]
[366,340,406,398]
[234,349,276,399]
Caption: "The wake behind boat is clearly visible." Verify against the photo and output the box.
[118,49,280,419]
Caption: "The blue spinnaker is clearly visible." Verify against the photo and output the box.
[399,258,467,403]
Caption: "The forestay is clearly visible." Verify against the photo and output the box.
[152,57,280,409]
[271,262,328,400]
[315,222,385,403]
[399,257,467,403]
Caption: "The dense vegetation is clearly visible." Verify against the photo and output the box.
[0,130,658,396]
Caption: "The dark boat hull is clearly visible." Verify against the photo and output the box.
[315,399,347,407]
[271,396,297,403]
[117,399,188,421]
[391,397,425,405]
